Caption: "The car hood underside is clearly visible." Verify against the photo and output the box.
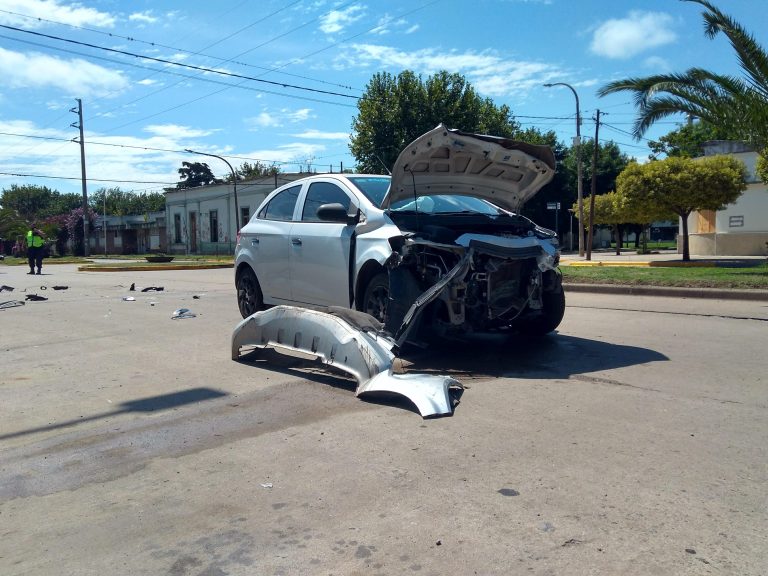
[382,124,556,213]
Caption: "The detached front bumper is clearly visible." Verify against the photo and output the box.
[232,306,462,418]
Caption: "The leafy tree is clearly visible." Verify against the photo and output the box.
[90,188,165,215]
[177,161,217,188]
[64,207,98,256]
[350,70,519,173]
[575,192,632,255]
[598,0,768,181]
[647,121,736,159]
[616,155,747,261]
[0,206,28,242]
[0,184,80,222]
[226,161,280,182]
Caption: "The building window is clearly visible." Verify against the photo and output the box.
[174,214,182,243]
[240,206,250,229]
[210,210,218,242]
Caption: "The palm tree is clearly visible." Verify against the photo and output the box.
[598,0,768,154]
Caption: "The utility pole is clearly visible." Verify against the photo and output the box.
[71,99,90,256]
[586,109,601,261]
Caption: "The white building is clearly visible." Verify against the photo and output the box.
[164,173,305,255]
[686,141,768,256]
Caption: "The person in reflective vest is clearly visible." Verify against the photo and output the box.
[26,227,46,275]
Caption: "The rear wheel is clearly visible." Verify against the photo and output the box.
[236,267,264,318]
[361,272,389,324]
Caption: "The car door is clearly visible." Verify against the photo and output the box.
[246,184,301,303]
[289,180,356,307]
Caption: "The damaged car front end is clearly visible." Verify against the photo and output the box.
[379,124,563,343]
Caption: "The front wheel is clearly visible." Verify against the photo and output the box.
[524,287,566,337]
[361,272,389,324]
[236,267,264,318]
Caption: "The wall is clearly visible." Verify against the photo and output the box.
[684,143,768,256]
[164,173,306,255]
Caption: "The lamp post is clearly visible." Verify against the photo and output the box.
[544,82,583,257]
[184,149,240,241]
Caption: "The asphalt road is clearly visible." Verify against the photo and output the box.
[1,264,766,575]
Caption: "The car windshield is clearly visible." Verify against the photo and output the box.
[389,194,504,215]
[347,176,391,206]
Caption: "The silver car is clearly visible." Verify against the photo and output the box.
[235,124,563,345]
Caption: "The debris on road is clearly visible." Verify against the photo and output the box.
[232,305,463,418]
[52,286,69,290]
[171,308,196,319]
[0,300,25,310]
[0,285,14,292]
[129,283,135,291]
[122,296,136,302]
[141,286,164,292]
[25,294,48,301]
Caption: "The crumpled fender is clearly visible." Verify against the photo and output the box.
[232,306,462,417]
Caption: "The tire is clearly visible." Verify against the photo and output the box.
[361,272,389,324]
[524,287,565,337]
[236,267,264,318]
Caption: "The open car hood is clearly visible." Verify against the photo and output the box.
[382,124,556,213]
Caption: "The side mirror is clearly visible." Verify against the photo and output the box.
[317,203,361,225]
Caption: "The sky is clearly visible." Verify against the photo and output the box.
[0,0,764,197]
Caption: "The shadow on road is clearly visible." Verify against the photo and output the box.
[397,332,669,380]
[0,387,227,441]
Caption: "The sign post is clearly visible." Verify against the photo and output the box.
[547,202,560,236]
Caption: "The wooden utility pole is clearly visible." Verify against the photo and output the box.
[586,109,600,261]
[71,99,90,256]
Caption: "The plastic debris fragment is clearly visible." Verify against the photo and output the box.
[171,308,196,319]
[122,296,136,301]
[25,294,48,301]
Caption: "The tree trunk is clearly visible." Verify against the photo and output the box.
[680,212,690,262]
[614,225,621,255]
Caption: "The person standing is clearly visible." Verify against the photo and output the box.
[26,227,46,275]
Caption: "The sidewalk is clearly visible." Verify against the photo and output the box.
[560,249,768,301]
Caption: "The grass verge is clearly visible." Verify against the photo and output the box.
[561,262,768,289]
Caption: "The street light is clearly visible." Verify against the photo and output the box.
[184,148,240,239]
[543,82,584,257]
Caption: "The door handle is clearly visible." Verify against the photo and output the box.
[251,238,259,245]
[291,238,302,246]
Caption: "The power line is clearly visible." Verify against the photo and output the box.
[0,24,360,100]
[0,171,175,185]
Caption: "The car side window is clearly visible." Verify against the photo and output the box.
[260,185,301,221]
[301,182,352,222]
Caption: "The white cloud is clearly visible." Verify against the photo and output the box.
[129,11,158,24]
[143,124,216,139]
[337,44,565,97]
[245,108,313,130]
[137,79,159,86]
[291,129,350,140]
[590,11,676,59]
[369,15,413,36]
[319,4,365,34]
[0,0,115,28]
[643,56,672,71]
[0,48,128,96]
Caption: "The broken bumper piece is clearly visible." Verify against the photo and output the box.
[231,305,462,417]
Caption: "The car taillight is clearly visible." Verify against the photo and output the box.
[236,230,241,246]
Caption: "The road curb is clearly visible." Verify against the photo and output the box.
[564,282,768,301]
[78,263,233,272]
